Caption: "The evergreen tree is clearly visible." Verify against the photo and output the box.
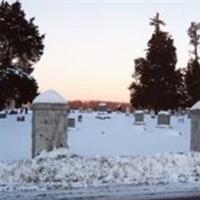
[0,1,44,108]
[129,13,182,111]
[185,22,200,106]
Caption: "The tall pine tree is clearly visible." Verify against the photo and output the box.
[130,13,182,111]
[185,22,200,107]
[0,1,44,108]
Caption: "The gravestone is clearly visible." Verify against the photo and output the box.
[9,109,18,115]
[150,110,156,118]
[68,118,76,127]
[125,107,130,116]
[97,103,107,112]
[96,103,110,119]
[78,114,83,122]
[134,110,144,125]
[17,115,25,122]
[0,111,6,119]
[31,90,68,158]
[190,101,200,152]
[157,111,171,127]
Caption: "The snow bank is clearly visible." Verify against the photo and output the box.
[1,148,200,191]
[33,90,67,104]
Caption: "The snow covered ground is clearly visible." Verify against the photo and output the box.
[68,111,190,157]
[0,111,190,161]
[0,110,195,191]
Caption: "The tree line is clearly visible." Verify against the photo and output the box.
[129,13,200,111]
[69,100,130,111]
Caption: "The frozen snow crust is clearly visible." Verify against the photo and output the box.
[1,148,200,191]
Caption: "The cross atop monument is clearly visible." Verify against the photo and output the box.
[150,12,165,32]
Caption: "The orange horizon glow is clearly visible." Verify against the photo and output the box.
[14,1,200,103]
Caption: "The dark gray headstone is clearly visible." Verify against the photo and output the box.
[0,112,6,119]
[134,111,144,125]
[78,115,83,122]
[68,118,76,127]
[9,110,18,115]
[17,116,25,122]
[157,112,170,127]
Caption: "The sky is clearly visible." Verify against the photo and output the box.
[9,0,200,103]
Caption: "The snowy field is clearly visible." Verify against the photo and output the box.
[0,110,197,192]
[0,111,190,161]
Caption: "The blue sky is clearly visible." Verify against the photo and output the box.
[10,0,200,102]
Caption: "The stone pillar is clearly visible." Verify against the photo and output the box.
[190,102,200,152]
[31,90,68,158]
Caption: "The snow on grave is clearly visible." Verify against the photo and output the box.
[33,90,67,104]
[157,111,171,128]
[134,110,145,125]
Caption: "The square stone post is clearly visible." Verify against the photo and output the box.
[31,90,68,158]
[190,109,200,152]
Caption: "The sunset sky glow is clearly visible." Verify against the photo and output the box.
[10,0,200,102]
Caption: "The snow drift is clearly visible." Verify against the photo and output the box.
[1,148,200,191]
